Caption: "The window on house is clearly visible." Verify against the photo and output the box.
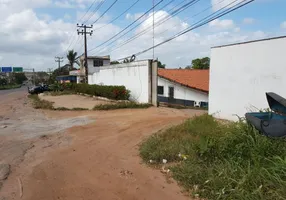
[158,86,164,95]
[93,59,104,67]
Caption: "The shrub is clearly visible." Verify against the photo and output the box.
[93,102,152,110]
[140,114,286,200]
[58,83,130,100]
[28,95,54,109]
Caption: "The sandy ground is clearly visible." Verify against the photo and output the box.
[39,94,113,110]
[0,89,206,200]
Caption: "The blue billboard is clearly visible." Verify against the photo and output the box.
[1,67,12,72]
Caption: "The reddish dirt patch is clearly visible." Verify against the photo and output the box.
[0,89,206,200]
[39,94,113,110]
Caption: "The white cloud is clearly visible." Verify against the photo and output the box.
[0,1,276,71]
[209,19,235,29]
[0,1,119,71]
[54,1,74,8]
[95,11,270,69]
[243,18,255,24]
[280,21,286,29]
[125,12,145,21]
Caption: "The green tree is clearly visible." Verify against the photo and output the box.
[158,61,166,68]
[111,61,120,65]
[11,73,27,84]
[66,50,78,70]
[190,57,210,69]
[0,78,8,86]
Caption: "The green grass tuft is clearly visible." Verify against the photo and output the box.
[48,91,76,96]
[0,84,21,90]
[28,94,54,109]
[140,114,286,200]
[93,102,152,110]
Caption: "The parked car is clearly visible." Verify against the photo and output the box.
[28,85,50,94]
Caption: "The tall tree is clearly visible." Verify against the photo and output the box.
[190,57,210,69]
[66,50,78,70]
[11,73,27,84]
[158,61,166,68]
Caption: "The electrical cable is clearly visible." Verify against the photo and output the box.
[62,0,104,56]
[89,0,185,54]
[106,0,226,54]
[92,0,119,25]
[98,0,202,54]
[115,0,254,61]
[87,0,165,53]
[78,0,99,23]
[83,0,106,24]
[95,0,141,31]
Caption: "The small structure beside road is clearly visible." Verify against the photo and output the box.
[158,69,209,108]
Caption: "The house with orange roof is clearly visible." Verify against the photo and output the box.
[158,68,209,108]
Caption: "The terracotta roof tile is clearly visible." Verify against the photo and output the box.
[158,69,209,92]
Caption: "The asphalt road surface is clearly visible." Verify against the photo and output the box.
[0,86,27,96]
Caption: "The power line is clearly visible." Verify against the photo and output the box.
[92,0,182,54]
[62,0,102,56]
[92,0,119,25]
[83,0,106,24]
[116,0,254,61]
[78,0,99,23]
[98,0,200,54]
[106,0,224,54]
[87,0,165,53]
[95,0,141,31]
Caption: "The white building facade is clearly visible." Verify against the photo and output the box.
[88,60,157,105]
[209,36,286,121]
[158,77,209,107]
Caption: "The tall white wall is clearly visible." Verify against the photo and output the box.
[88,60,151,103]
[209,36,286,121]
[158,77,208,102]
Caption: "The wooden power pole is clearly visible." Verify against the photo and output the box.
[55,57,63,69]
[77,24,93,83]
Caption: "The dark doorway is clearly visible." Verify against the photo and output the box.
[168,86,174,99]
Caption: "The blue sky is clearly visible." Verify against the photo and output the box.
[0,0,285,70]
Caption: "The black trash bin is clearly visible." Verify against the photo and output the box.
[245,92,286,138]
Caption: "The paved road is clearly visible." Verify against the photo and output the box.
[0,86,27,96]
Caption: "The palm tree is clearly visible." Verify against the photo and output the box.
[66,50,78,70]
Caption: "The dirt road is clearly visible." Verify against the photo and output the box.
[0,90,205,200]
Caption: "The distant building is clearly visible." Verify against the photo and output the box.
[87,55,111,74]
[68,55,111,83]
[158,69,209,108]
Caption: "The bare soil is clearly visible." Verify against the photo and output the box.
[0,89,206,200]
[39,94,113,110]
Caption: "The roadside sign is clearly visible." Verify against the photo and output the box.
[1,67,12,73]
[13,67,23,72]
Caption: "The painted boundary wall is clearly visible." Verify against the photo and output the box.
[88,60,157,104]
[209,36,286,121]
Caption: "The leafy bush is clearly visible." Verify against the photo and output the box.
[93,102,152,110]
[50,83,130,100]
[140,114,286,200]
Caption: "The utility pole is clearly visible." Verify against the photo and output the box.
[77,24,93,83]
[55,57,63,70]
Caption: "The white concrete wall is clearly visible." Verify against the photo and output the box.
[87,59,110,74]
[88,60,151,103]
[158,77,208,103]
[209,36,286,121]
